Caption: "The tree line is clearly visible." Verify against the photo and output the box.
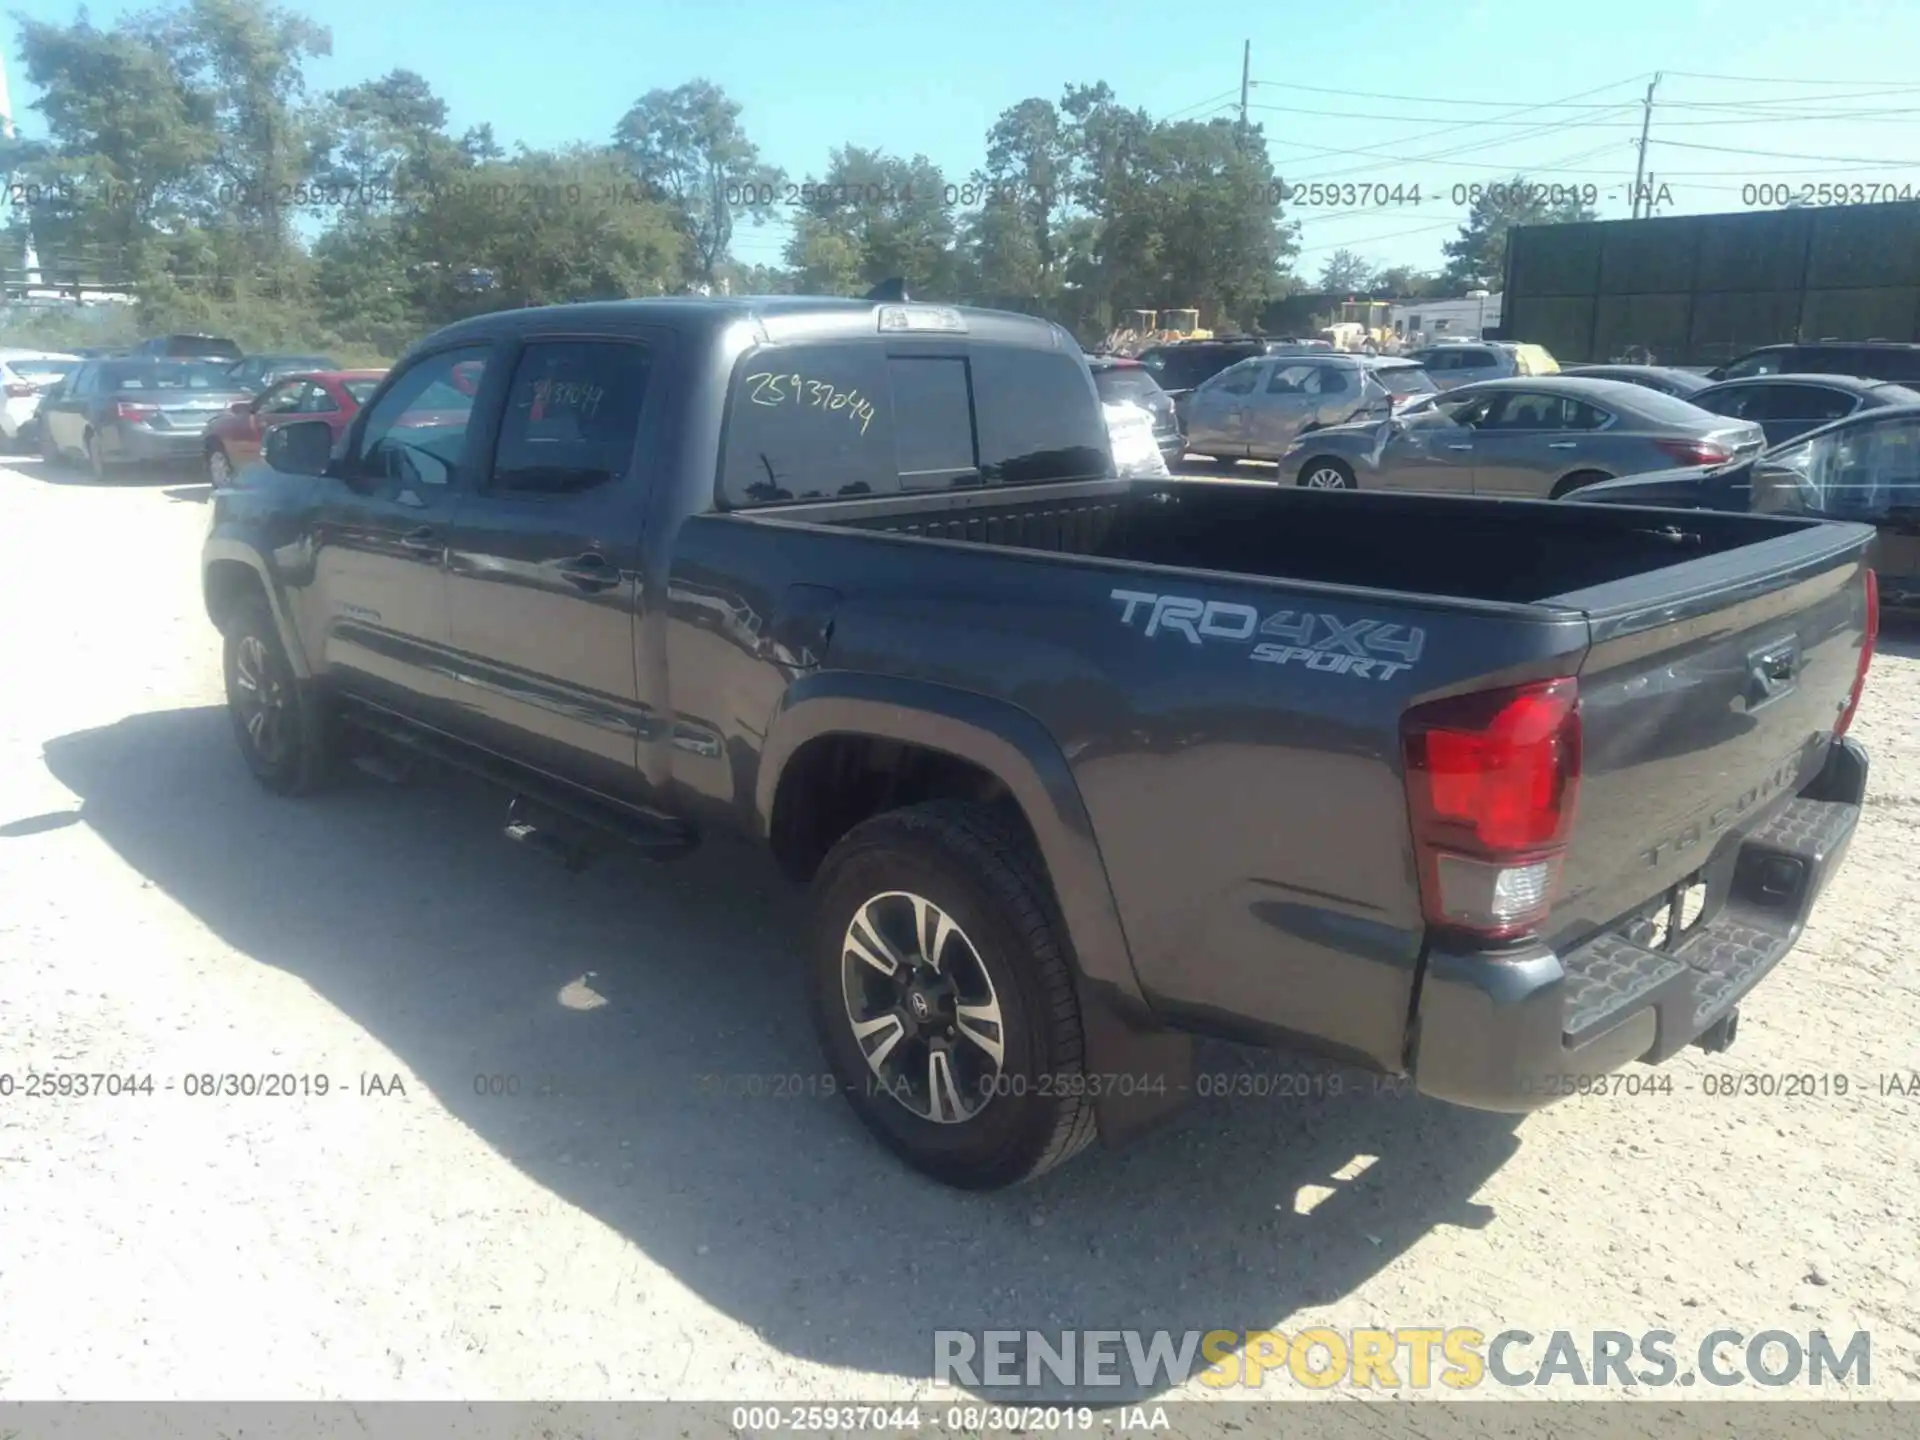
[0,0,1594,358]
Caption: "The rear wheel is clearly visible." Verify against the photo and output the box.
[810,801,1096,1190]
[38,427,61,466]
[1298,457,1355,489]
[1551,469,1612,499]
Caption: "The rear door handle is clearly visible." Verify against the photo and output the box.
[399,527,441,558]
[1446,443,1472,451]
[1548,441,1578,450]
[558,552,619,593]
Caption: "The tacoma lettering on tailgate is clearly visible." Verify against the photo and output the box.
[1110,589,1424,681]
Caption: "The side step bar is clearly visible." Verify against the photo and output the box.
[338,703,698,866]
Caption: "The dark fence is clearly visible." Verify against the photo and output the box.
[1504,202,1920,365]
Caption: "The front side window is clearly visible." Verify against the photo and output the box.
[1213,361,1262,396]
[489,340,651,497]
[1722,350,1787,379]
[349,344,491,491]
[258,381,306,415]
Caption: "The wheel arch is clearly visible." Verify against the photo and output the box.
[1550,468,1614,500]
[202,542,313,680]
[757,671,1146,1014]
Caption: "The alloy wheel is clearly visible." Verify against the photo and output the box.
[232,633,291,767]
[1303,466,1350,489]
[840,890,1006,1124]
[209,448,233,487]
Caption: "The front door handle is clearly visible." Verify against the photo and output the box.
[558,552,619,593]
[1446,443,1472,451]
[398,527,441,559]
[1548,441,1578,450]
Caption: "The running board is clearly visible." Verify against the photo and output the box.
[337,704,697,866]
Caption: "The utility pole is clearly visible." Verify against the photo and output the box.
[1239,41,1251,138]
[1630,72,1661,220]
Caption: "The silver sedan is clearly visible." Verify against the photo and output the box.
[1277,376,1766,498]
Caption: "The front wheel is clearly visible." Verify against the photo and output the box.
[1298,457,1356,489]
[83,431,106,483]
[207,445,234,488]
[223,597,335,795]
[810,801,1096,1189]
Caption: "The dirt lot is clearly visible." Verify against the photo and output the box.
[0,457,1915,1407]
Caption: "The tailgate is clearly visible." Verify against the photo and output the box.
[1547,522,1874,950]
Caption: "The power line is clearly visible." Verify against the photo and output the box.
[1651,136,1920,165]
[1664,69,1920,85]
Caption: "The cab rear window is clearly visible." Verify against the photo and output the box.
[718,341,1109,508]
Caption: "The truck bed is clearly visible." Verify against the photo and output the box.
[804,477,1819,607]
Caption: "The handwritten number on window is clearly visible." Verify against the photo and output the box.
[745,371,875,434]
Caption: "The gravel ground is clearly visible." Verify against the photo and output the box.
[0,457,1915,1410]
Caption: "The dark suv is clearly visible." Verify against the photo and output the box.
[1087,356,1182,462]
[1710,341,1920,384]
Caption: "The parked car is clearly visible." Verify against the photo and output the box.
[204,294,1872,1190]
[226,352,342,394]
[1087,356,1182,463]
[1688,373,1920,447]
[203,369,387,487]
[1184,354,1436,465]
[0,349,80,450]
[133,334,244,363]
[1408,341,1559,391]
[1281,375,1765,496]
[40,358,254,479]
[1708,340,1920,384]
[1136,338,1270,426]
[1559,364,1713,399]
[1571,402,1920,613]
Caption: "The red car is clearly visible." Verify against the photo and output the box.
[204,368,387,486]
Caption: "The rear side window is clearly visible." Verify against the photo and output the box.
[1456,349,1497,369]
[1093,367,1164,406]
[488,340,651,497]
[718,342,1105,507]
[1767,384,1860,422]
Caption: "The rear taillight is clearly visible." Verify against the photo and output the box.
[1655,438,1732,467]
[1834,568,1878,738]
[116,401,158,422]
[1401,678,1582,942]
[4,381,35,398]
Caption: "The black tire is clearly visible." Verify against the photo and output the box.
[1196,454,1238,470]
[207,444,235,488]
[222,596,335,795]
[810,800,1097,1190]
[1297,456,1356,489]
[1551,469,1612,500]
[83,431,106,483]
[39,427,62,466]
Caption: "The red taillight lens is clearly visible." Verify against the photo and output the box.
[116,401,158,422]
[1835,568,1878,738]
[4,381,35,398]
[1655,438,1732,468]
[1402,678,1582,941]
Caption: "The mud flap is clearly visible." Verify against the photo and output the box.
[1080,982,1195,1148]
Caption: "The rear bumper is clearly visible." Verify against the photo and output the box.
[1412,737,1867,1112]
[107,427,212,464]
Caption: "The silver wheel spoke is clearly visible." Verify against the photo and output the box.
[245,708,266,744]
[845,911,900,976]
[852,1012,905,1070]
[928,1049,965,1123]
[954,1002,1004,1066]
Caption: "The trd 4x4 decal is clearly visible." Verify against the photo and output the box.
[1109,589,1424,681]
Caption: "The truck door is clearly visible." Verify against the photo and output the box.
[441,335,663,804]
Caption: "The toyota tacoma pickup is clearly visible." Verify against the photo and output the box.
[202,296,1877,1190]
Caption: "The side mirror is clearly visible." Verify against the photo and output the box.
[1706,367,1727,382]
[264,418,334,476]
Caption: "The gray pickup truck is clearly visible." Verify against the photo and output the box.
[203,295,1876,1189]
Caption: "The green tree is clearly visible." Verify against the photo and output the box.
[613,80,781,287]
[1316,248,1374,294]
[1441,175,1595,290]
[783,147,959,296]
[403,147,686,317]
[1369,263,1444,298]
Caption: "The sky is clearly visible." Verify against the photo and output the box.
[9,0,1920,285]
